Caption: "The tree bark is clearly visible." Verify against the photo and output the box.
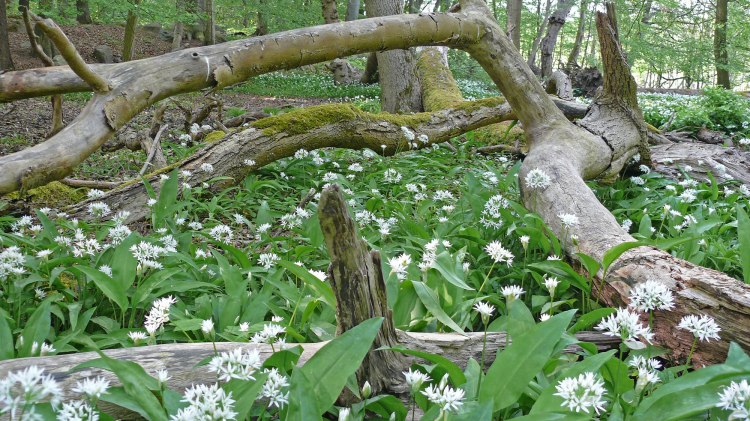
[253,0,268,36]
[122,0,140,62]
[365,0,423,113]
[322,0,340,23]
[714,0,729,89]
[566,0,587,69]
[76,0,92,24]
[203,0,215,45]
[527,0,551,69]
[540,0,574,79]
[506,0,522,51]
[346,0,360,21]
[0,0,14,71]
[171,22,184,51]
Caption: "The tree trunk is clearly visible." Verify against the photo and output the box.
[0,0,14,71]
[346,0,360,21]
[527,0,551,70]
[507,0,522,51]
[566,0,587,69]
[714,0,729,89]
[76,0,92,24]
[203,0,215,45]
[360,52,378,83]
[540,0,574,79]
[122,1,140,62]
[17,0,29,12]
[171,22,183,51]
[365,0,423,113]
[322,0,340,23]
[253,0,268,36]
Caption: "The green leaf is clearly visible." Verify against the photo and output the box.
[638,214,652,238]
[110,235,138,293]
[634,379,747,421]
[19,300,51,357]
[75,354,167,421]
[568,308,616,334]
[387,346,466,386]
[153,169,179,228]
[0,311,14,360]
[530,350,616,414]
[412,281,465,334]
[479,310,575,411]
[529,261,590,293]
[737,205,750,284]
[433,250,474,290]
[223,372,269,420]
[278,260,336,309]
[286,318,383,420]
[602,241,642,276]
[74,266,128,313]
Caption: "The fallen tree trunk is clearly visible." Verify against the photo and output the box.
[651,142,750,185]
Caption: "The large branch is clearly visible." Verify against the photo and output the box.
[0,9,484,195]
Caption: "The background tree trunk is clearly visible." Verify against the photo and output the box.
[540,0,574,79]
[253,0,268,36]
[346,0,360,21]
[76,0,92,24]
[365,0,422,113]
[714,0,729,89]
[566,0,587,69]
[17,0,30,12]
[0,0,14,71]
[203,0,215,45]
[527,0,551,69]
[322,0,340,23]
[507,0,522,50]
[122,0,140,61]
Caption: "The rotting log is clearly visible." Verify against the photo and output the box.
[0,331,619,417]
[650,142,750,185]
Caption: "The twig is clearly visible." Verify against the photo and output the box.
[475,144,525,156]
[61,179,119,189]
[139,125,168,176]
[32,13,110,93]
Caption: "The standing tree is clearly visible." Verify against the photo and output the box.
[527,0,551,69]
[507,0,522,50]
[566,0,587,68]
[203,0,215,45]
[0,0,13,71]
[122,0,141,61]
[346,0,360,20]
[714,0,730,88]
[76,0,92,24]
[540,0,574,79]
[365,0,422,113]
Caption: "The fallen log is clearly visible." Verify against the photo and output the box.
[651,142,750,185]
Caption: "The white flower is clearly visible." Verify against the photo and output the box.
[554,372,607,414]
[57,400,98,421]
[421,374,464,413]
[678,314,721,342]
[261,368,290,408]
[595,308,653,343]
[628,280,675,312]
[239,322,249,332]
[519,235,530,249]
[525,168,551,190]
[401,126,416,141]
[639,164,651,174]
[403,369,431,394]
[201,319,215,334]
[544,275,559,293]
[558,213,579,228]
[144,296,176,335]
[388,253,411,280]
[0,366,62,418]
[244,159,256,167]
[155,369,170,384]
[484,241,514,266]
[383,169,402,184]
[339,408,351,421]
[501,285,525,300]
[322,172,339,182]
[348,163,364,172]
[86,189,106,199]
[35,249,53,259]
[107,224,132,245]
[209,224,233,244]
[631,176,645,186]
[200,163,214,173]
[87,202,111,219]
[473,301,495,317]
[717,380,750,420]
[540,313,551,321]
[147,198,158,207]
[208,348,262,382]
[171,383,237,421]
[257,253,280,269]
[309,269,327,282]
[128,331,148,343]
[72,377,110,399]
[250,323,286,344]
[130,241,166,271]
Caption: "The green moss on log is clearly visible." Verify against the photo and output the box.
[416,48,464,112]
[4,181,85,208]
[204,130,227,143]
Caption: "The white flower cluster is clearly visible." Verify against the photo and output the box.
[261,368,290,408]
[480,194,509,229]
[87,202,112,219]
[554,372,607,414]
[595,307,654,344]
[258,253,280,269]
[484,240,514,266]
[678,314,721,342]
[501,285,524,300]
[717,379,750,420]
[525,168,551,190]
[388,253,411,280]
[0,366,62,419]
[144,296,177,335]
[280,207,311,229]
[250,323,286,345]
[421,374,464,413]
[628,356,662,391]
[130,241,167,271]
[208,348,262,382]
[628,280,675,312]
[170,383,237,421]
[71,229,103,258]
[418,239,451,271]
[383,168,403,184]
[0,246,26,280]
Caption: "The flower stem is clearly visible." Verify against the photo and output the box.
[683,337,698,375]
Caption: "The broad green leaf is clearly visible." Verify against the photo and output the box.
[387,346,467,386]
[634,379,747,421]
[568,308,616,334]
[278,260,336,309]
[74,266,128,313]
[74,354,166,421]
[223,372,269,420]
[511,413,589,421]
[0,311,14,360]
[602,241,642,276]
[153,169,179,228]
[638,214,652,238]
[19,300,51,357]
[529,261,590,293]
[110,235,138,293]
[433,250,474,290]
[530,350,616,414]
[479,310,575,411]
[737,205,750,283]
[286,318,383,419]
[412,281,465,334]
[574,252,601,280]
